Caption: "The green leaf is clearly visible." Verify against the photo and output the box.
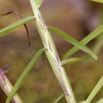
[90,0,103,3]
[48,27,97,60]
[35,0,43,8]
[0,16,35,37]
[86,76,103,103]
[54,94,64,103]
[63,24,103,59]
[6,48,45,103]
[61,56,91,65]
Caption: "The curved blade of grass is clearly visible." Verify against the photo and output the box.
[6,48,45,103]
[90,0,103,3]
[35,0,43,8]
[86,76,103,103]
[48,27,97,60]
[0,16,35,37]
[63,24,103,59]
[54,94,64,103]
[61,56,91,65]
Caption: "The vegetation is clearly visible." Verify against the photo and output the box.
[0,0,103,103]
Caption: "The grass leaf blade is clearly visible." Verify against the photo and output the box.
[0,16,34,37]
[86,76,103,103]
[90,0,103,3]
[6,48,45,103]
[48,27,97,60]
[61,56,91,65]
[54,94,64,103]
[63,25,103,59]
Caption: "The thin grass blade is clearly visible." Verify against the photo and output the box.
[61,56,91,65]
[48,27,97,60]
[90,0,103,3]
[86,76,103,103]
[63,24,103,59]
[54,94,64,103]
[0,16,35,37]
[6,48,45,103]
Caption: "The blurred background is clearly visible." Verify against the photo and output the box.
[0,0,103,103]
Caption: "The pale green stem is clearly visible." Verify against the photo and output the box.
[30,0,76,103]
[0,69,23,103]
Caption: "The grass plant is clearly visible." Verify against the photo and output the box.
[0,0,103,103]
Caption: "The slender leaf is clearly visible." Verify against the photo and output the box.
[54,94,64,103]
[6,48,45,103]
[90,0,103,3]
[35,0,43,7]
[86,76,103,103]
[63,24,103,59]
[0,16,35,37]
[48,27,97,60]
[61,56,91,65]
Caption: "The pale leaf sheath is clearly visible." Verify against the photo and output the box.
[0,69,23,103]
[30,0,76,103]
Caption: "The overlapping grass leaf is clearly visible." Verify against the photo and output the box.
[0,16,34,37]
[48,27,97,60]
[63,25,103,59]
[6,48,45,103]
